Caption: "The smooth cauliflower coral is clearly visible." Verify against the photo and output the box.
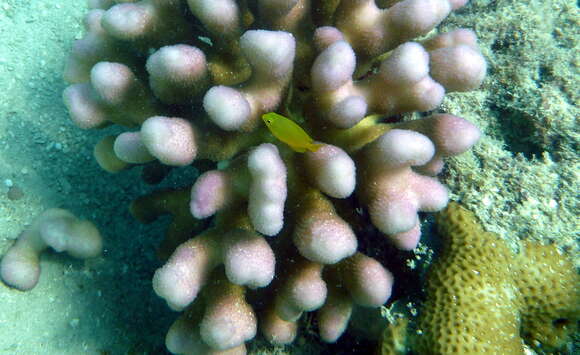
[63,0,486,353]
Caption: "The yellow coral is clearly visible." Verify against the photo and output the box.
[396,202,579,355]
[379,317,409,355]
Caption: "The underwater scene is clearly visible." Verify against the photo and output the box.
[0,0,577,354]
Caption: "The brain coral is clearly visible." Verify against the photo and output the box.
[380,202,579,355]
[61,0,488,353]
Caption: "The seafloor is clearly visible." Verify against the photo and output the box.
[0,1,577,354]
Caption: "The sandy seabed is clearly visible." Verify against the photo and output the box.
[0,1,577,354]
[0,1,175,354]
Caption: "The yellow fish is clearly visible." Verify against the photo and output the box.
[262,112,323,153]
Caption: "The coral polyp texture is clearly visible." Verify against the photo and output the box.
[379,202,579,355]
[62,0,486,353]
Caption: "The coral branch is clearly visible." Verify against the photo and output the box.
[1,209,102,291]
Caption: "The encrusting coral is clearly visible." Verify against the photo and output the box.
[58,0,488,353]
[379,202,579,355]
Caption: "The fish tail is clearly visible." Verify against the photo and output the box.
[307,143,324,152]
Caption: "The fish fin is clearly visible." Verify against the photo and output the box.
[307,143,324,152]
[289,145,308,153]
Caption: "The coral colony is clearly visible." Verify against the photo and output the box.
[2,0,489,354]
[379,203,579,354]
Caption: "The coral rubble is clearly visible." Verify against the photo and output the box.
[1,209,102,291]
